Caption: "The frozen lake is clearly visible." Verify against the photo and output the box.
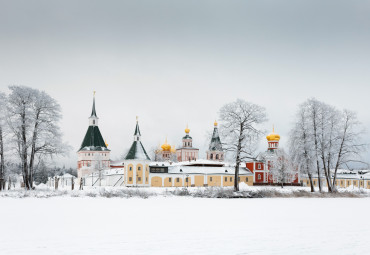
[1,197,369,255]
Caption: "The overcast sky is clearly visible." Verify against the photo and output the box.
[1,0,370,167]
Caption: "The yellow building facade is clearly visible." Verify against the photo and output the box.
[148,161,254,188]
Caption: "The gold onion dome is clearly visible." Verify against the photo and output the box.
[266,127,280,141]
[214,120,218,126]
[161,138,171,151]
[185,124,190,134]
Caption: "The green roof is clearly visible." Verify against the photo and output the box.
[209,126,223,151]
[125,141,150,160]
[79,126,108,151]
[134,122,141,136]
[91,97,97,117]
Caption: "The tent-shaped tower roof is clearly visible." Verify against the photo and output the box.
[125,119,150,160]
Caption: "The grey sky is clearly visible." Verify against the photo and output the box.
[1,0,370,167]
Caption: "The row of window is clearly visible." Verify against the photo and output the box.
[210,154,223,160]
[82,153,108,157]
[128,177,149,182]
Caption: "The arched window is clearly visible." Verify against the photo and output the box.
[210,154,213,160]
[216,154,219,159]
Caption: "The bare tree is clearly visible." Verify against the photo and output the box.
[6,85,69,190]
[331,110,366,191]
[290,98,366,193]
[268,148,296,188]
[0,92,6,190]
[289,106,316,192]
[219,99,267,191]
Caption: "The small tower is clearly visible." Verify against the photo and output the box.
[206,120,224,161]
[176,125,199,162]
[266,126,280,152]
[77,92,110,180]
[124,117,151,187]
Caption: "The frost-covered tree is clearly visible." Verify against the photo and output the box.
[289,98,366,193]
[6,85,69,189]
[219,99,267,191]
[268,149,296,188]
[0,92,7,190]
[289,105,316,192]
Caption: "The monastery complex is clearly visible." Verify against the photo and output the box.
[75,94,370,189]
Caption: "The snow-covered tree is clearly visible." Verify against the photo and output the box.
[268,149,296,188]
[0,92,6,190]
[219,99,267,191]
[6,85,69,189]
[289,98,366,193]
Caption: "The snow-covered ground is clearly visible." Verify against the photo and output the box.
[1,195,369,254]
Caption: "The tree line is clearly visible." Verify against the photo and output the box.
[218,98,367,192]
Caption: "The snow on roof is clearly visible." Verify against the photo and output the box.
[167,165,253,175]
[110,161,125,166]
[150,159,243,168]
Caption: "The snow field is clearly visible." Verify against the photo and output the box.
[0,196,369,255]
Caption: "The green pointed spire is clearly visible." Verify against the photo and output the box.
[134,116,141,136]
[90,91,97,117]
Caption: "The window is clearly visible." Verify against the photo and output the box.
[216,154,219,160]
[138,177,141,181]
[246,178,248,182]
[341,181,344,185]
[146,177,148,182]
[129,167,132,171]
[138,167,141,171]
[129,177,132,182]
[210,177,213,182]
[169,178,172,182]
[210,154,213,160]
[258,164,261,170]
[258,175,261,180]
[225,177,227,182]
[348,181,350,185]
[230,177,232,182]
[93,120,95,125]
[238,177,240,181]
[186,178,188,182]
[176,178,179,183]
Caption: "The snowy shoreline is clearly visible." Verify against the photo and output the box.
[1,185,369,199]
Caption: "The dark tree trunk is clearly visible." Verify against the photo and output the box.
[234,123,244,192]
[307,172,315,192]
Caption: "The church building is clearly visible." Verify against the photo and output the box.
[155,138,177,162]
[176,125,199,162]
[123,118,151,187]
[77,93,110,179]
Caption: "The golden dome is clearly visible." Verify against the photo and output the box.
[185,124,190,134]
[214,120,218,126]
[266,126,280,141]
[161,138,171,151]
